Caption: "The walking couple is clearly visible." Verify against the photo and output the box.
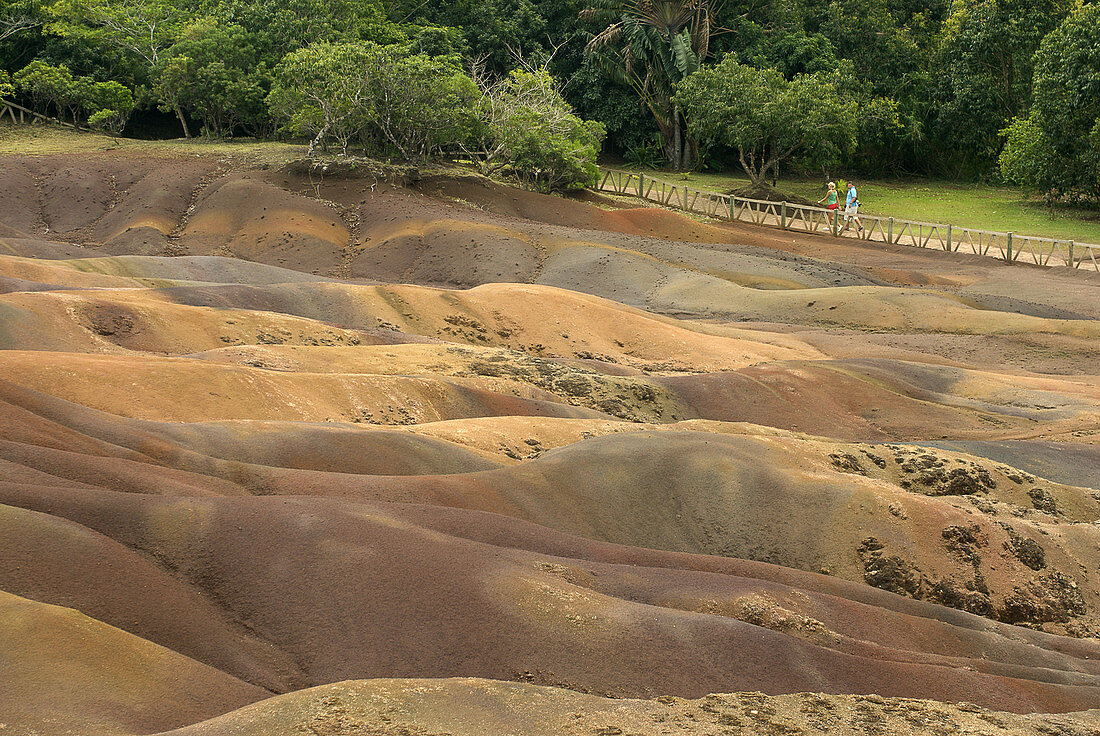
[817,181,863,232]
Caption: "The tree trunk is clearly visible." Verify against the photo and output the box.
[175,107,191,139]
[685,135,698,171]
[662,133,676,169]
[307,121,331,158]
[739,148,766,187]
[673,104,682,171]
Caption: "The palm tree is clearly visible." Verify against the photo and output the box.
[582,0,723,170]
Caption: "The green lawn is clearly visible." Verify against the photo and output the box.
[622,167,1100,245]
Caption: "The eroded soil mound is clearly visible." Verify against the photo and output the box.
[1,145,1098,735]
[161,678,1100,736]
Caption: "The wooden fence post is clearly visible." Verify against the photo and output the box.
[888,217,893,244]
[1069,240,1075,268]
[637,173,644,198]
[781,202,788,230]
[831,209,838,237]
[728,196,734,221]
[946,224,952,251]
[1006,232,1013,262]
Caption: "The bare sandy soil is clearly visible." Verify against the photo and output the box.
[1,150,1098,735]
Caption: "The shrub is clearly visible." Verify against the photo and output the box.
[268,41,478,160]
[469,68,605,191]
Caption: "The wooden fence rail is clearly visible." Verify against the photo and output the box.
[593,168,1100,271]
[1,100,79,129]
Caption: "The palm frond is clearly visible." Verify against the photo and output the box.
[585,22,624,53]
[692,12,710,62]
[674,29,700,75]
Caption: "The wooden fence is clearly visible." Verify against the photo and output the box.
[1,100,78,129]
[593,168,1100,271]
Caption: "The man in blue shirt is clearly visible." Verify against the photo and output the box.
[843,181,863,233]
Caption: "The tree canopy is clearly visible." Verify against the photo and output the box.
[265,42,600,189]
[999,3,1100,202]
[1,0,1097,196]
[582,0,721,170]
[677,56,857,184]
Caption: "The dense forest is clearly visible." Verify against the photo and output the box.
[1,0,1097,197]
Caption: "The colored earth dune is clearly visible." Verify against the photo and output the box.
[1,151,1099,735]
